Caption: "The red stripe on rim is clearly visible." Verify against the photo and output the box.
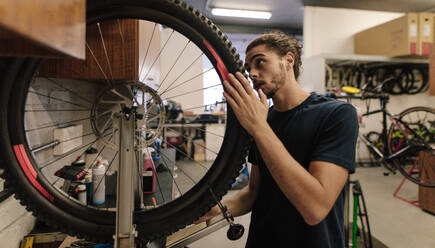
[203,40,229,81]
[13,144,54,202]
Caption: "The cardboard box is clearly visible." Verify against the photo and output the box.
[418,13,435,56]
[354,13,419,57]
[430,45,435,96]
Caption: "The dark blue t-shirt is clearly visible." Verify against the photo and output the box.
[246,93,358,248]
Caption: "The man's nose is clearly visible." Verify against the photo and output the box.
[249,69,258,80]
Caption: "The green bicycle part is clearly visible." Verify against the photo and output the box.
[353,194,359,248]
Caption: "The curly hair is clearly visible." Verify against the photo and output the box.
[246,31,303,79]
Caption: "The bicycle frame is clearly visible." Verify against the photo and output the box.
[330,93,429,172]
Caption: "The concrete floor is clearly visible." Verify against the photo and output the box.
[187,166,435,248]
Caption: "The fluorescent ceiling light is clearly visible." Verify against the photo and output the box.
[211,8,272,19]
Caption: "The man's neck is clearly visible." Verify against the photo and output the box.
[272,79,310,112]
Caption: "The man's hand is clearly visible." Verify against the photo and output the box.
[193,205,220,224]
[223,72,269,137]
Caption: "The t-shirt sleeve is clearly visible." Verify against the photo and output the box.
[310,103,359,173]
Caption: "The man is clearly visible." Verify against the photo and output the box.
[196,32,358,247]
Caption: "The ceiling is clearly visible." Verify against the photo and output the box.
[182,0,435,35]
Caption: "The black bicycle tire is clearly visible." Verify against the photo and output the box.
[357,188,373,248]
[407,65,428,95]
[387,106,435,187]
[0,0,251,242]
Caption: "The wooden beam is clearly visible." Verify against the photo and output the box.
[0,0,85,59]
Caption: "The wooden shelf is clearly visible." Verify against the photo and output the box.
[315,53,429,65]
[0,0,86,59]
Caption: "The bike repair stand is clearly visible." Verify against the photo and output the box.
[114,108,137,248]
[112,107,244,248]
[392,158,420,207]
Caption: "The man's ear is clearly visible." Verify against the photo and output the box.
[284,52,295,71]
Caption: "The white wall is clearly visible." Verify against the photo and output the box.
[303,6,403,58]
[158,27,204,114]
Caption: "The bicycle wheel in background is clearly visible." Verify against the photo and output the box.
[387,106,435,187]
[0,0,251,242]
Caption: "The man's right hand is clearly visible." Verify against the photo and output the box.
[193,205,221,224]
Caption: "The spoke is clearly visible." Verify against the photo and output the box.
[144,102,156,117]
[117,19,131,82]
[111,88,132,103]
[182,100,226,112]
[139,23,157,79]
[422,111,429,124]
[142,29,175,82]
[99,116,113,135]
[40,137,98,170]
[100,100,127,104]
[52,177,62,187]
[97,109,113,118]
[156,40,191,92]
[25,117,91,133]
[125,86,139,106]
[158,52,203,96]
[39,130,112,170]
[165,83,222,101]
[56,132,95,145]
[167,127,219,156]
[165,141,209,171]
[32,132,95,152]
[83,136,113,176]
[179,124,224,138]
[97,22,114,80]
[86,42,111,86]
[160,67,214,96]
[25,109,90,112]
[28,90,90,109]
[154,171,165,203]
[44,78,93,105]
[407,113,414,125]
[152,143,165,203]
[158,151,184,196]
[159,150,198,185]
[145,114,161,124]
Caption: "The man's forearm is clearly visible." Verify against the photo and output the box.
[207,183,257,220]
[222,185,257,217]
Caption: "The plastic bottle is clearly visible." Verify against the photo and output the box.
[85,147,98,168]
[77,184,87,204]
[101,159,111,176]
[85,172,93,203]
[92,161,105,205]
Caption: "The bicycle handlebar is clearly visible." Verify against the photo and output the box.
[323,93,389,100]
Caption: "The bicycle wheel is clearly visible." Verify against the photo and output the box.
[387,106,435,187]
[0,0,251,242]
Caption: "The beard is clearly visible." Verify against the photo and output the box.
[264,62,287,98]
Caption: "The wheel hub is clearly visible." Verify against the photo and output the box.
[91,81,165,150]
